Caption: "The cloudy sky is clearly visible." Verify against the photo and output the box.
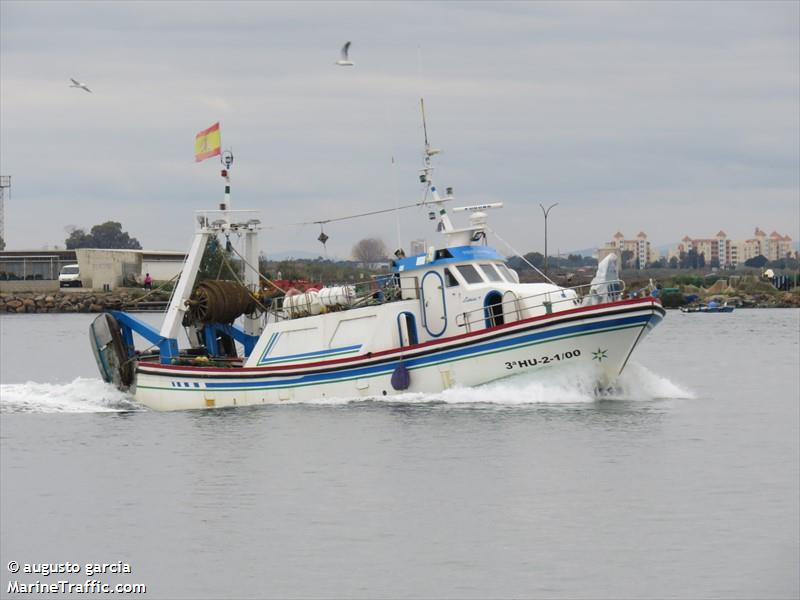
[1,1,798,259]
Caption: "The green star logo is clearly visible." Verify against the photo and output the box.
[592,348,608,362]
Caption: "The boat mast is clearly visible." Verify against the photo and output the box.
[418,100,506,249]
[419,98,454,234]
[159,149,263,349]
[158,157,234,345]
[218,150,262,337]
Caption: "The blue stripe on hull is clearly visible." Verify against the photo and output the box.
[259,343,362,365]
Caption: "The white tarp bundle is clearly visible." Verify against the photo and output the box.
[585,253,621,306]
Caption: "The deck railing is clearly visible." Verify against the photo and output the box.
[455,280,626,333]
[195,210,261,231]
[259,274,627,333]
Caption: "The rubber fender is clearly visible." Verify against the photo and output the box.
[391,362,410,391]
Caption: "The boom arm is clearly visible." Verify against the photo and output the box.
[160,230,210,341]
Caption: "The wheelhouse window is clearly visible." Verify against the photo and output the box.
[479,264,502,282]
[456,264,484,284]
[496,264,515,283]
[444,268,459,288]
[434,249,454,260]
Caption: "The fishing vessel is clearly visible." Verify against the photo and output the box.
[90,106,665,411]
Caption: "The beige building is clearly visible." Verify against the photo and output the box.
[597,231,657,269]
[672,227,793,267]
[751,227,794,261]
[0,248,186,291]
[674,231,732,267]
[730,227,793,265]
[75,249,187,290]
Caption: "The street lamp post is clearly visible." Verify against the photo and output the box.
[539,202,558,278]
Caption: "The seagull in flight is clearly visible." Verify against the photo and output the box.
[336,41,354,66]
[69,78,92,93]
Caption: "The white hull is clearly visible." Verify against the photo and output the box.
[132,298,663,411]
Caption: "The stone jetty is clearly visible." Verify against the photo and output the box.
[0,290,170,314]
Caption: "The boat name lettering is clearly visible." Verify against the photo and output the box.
[463,296,480,303]
[504,349,581,369]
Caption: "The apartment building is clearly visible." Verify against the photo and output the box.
[672,227,793,267]
[598,231,658,269]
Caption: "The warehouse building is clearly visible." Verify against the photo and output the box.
[0,249,186,292]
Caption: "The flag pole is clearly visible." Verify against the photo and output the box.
[220,150,234,211]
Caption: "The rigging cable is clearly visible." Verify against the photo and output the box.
[226,241,289,295]
[277,198,437,228]
[486,225,556,285]
[216,245,272,314]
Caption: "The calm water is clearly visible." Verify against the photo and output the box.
[1,310,798,599]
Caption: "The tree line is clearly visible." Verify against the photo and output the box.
[65,222,141,250]
[507,252,598,272]
[31,219,795,276]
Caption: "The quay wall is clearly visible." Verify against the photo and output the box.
[0,290,169,314]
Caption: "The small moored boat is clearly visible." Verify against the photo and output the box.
[680,300,735,313]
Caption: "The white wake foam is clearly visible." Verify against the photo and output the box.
[298,362,694,406]
[603,362,695,401]
[0,378,141,414]
[0,364,693,413]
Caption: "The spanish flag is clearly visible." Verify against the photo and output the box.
[194,122,221,163]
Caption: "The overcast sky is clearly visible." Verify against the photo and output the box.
[1,0,798,259]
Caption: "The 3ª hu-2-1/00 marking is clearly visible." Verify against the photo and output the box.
[504,349,581,370]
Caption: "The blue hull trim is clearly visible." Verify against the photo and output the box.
[259,343,362,365]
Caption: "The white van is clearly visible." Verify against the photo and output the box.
[59,264,82,287]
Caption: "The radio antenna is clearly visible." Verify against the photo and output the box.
[418,97,441,196]
[421,98,429,151]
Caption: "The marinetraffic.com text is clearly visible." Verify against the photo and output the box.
[6,561,146,595]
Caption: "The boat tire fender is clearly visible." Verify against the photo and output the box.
[391,362,410,391]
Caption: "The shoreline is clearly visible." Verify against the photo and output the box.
[0,290,169,314]
[1,290,798,314]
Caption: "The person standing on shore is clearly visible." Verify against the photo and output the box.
[144,273,152,291]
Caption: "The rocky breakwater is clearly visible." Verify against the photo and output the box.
[675,278,800,308]
[0,290,169,314]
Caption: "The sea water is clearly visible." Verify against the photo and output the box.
[0,310,798,598]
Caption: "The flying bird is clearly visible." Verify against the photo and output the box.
[336,41,354,66]
[69,78,92,93]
